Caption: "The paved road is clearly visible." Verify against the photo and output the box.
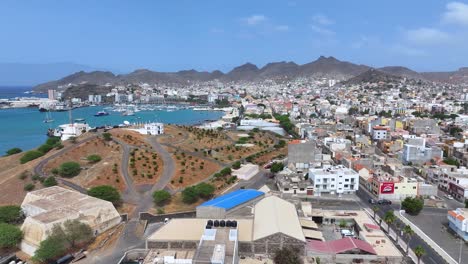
[356,188,448,264]
[33,134,100,193]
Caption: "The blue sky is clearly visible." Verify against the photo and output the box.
[1,0,468,73]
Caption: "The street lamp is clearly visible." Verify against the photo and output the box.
[457,237,463,264]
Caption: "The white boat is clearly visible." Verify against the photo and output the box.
[122,110,135,116]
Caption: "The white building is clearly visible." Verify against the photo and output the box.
[309,165,359,196]
[371,126,390,140]
[127,122,164,135]
[53,122,90,141]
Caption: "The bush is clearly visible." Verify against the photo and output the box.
[24,183,35,191]
[46,137,61,146]
[37,143,54,154]
[43,176,58,187]
[57,162,81,178]
[88,185,121,206]
[102,132,112,141]
[270,162,284,173]
[87,154,102,163]
[20,150,44,164]
[153,190,171,205]
[0,205,23,224]
[273,246,303,264]
[182,186,199,204]
[195,183,215,199]
[0,223,23,249]
[33,220,93,263]
[232,161,241,170]
[402,197,424,215]
[5,147,22,156]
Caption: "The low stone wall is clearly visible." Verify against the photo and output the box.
[139,211,196,223]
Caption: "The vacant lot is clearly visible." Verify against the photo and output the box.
[111,129,152,148]
[128,148,163,185]
[43,137,125,191]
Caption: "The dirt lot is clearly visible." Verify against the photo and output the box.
[253,145,288,166]
[43,137,126,191]
[166,146,221,190]
[128,148,163,185]
[110,129,152,148]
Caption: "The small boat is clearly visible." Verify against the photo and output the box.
[74,118,86,122]
[94,111,109,117]
[43,111,54,123]
[122,110,135,116]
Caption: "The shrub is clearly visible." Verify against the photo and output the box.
[18,171,28,180]
[232,161,241,170]
[402,197,424,215]
[24,183,35,191]
[43,176,58,187]
[273,246,303,264]
[86,154,102,163]
[46,137,61,146]
[0,205,23,224]
[5,147,22,156]
[195,183,215,199]
[0,223,23,249]
[88,185,121,206]
[37,143,53,153]
[57,162,81,177]
[270,162,284,173]
[32,236,67,263]
[20,150,44,164]
[182,186,199,204]
[152,190,171,205]
[102,132,112,141]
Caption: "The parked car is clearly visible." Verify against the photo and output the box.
[377,199,392,205]
[368,198,377,204]
[445,194,454,200]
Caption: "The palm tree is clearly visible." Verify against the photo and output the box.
[394,222,401,243]
[372,205,379,219]
[384,210,396,233]
[403,225,415,253]
[414,245,425,264]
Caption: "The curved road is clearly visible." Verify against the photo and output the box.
[33,134,100,193]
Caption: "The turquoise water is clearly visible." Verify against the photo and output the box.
[0,106,223,155]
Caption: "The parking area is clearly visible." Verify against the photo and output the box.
[405,207,468,262]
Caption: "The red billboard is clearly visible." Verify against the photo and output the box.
[380,182,395,194]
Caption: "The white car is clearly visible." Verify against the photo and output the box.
[445,194,454,200]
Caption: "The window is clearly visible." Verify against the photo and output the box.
[331,185,335,188]
[316,185,320,188]
[413,186,416,189]
[344,184,349,188]
[332,178,335,181]
[284,188,289,191]
[345,179,349,182]
[395,186,398,189]
[300,188,304,191]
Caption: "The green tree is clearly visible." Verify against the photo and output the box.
[24,183,35,191]
[20,150,44,164]
[0,223,23,249]
[0,205,23,224]
[273,246,303,264]
[195,183,215,199]
[87,154,102,163]
[152,190,171,205]
[88,185,121,206]
[270,162,284,173]
[5,147,22,156]
[339,219,348,229]
[102,132,112,141]
[401,197,424,215]
[232,161,241,170]
[182,186,199,204]
[414,245,425,264]
[57,162,82,177]
[61,219,93,247]
[37,143,54,154]
[43,176,58,187]
[32,236,67,263]
[384,210,396,232]
[403,225,414,253]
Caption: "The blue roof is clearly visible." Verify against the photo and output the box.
[199,189,264,210]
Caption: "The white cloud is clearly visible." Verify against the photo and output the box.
[405,27,450,45]
[311,25,335,36]
[244,15,267,25]
[442,2,468,26]
[275,25,290,31]
[312,14,334,25]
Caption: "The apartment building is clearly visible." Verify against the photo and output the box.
[309,165,359,196]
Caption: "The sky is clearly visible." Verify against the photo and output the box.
[1,0,468,73]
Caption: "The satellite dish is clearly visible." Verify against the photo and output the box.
[123,121,130,125]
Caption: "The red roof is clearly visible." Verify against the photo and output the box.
[307,237,377,255]
[364,223,380,231]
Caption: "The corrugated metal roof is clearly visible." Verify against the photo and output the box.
[308,237,377,255]
[198,189,263,210]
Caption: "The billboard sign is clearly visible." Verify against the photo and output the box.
[380,182,395,194]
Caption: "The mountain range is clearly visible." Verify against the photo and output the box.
[32,56,468,92]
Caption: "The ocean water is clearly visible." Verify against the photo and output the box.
[0,87,224,154]
[0,86,46,99]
